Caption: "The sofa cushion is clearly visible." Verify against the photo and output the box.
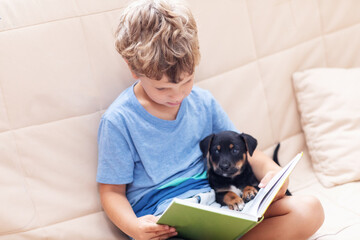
[293,68,360,187]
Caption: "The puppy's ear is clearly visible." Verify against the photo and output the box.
[200,134,214,158]
[240,133,257,156]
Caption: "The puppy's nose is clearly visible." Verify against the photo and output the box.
[219,162,231,171]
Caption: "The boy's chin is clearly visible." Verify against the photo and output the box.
[166,102,182,107]
[167,103,181,107]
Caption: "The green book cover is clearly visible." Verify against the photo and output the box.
[157,199,260,240]
[157,152,303,240]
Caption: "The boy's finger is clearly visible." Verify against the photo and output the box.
[151,230,178,240]
[153,227,176,236]
[258,181,266,188]
[258,175,271,188]
[146,223,174,233]
[259,171,277,188]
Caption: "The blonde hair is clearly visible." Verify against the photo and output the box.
[115,0,200,83]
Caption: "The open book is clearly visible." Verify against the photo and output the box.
[157,152,303,240]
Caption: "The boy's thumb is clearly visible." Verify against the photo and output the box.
[258,181,266,188]
[258,175,271,188]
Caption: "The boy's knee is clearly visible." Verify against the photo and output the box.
[295,195,324,238]
[302,195,324,221]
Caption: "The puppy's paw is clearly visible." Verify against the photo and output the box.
[223,191,245,211]
[242,186,258,203]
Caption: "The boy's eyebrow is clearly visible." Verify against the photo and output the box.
[180,78,192,84]
[174,76,194,85]
[157,77,193,88]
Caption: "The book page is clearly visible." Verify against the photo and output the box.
[241,152,303,218]
[166,198,258,222]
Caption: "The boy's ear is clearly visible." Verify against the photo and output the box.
[130,70,138,79]
[200,134,214,158]
[240,133,257,156]
[123,58,138,79]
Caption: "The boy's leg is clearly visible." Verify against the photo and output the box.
[241,195,324,240]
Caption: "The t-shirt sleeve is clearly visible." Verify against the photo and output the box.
[96,117,134,184]
[209,93,238,133]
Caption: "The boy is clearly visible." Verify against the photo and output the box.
[97,0,324,239]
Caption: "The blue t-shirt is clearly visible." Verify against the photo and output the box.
[96,83,236,216]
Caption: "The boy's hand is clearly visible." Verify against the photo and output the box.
[258,170,288,201]
[133,215,177,240]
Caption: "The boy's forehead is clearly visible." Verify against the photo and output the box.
[149,72,193,85]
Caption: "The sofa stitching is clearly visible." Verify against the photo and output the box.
[0,210,108,237]
[0,7,123,34]
[0,110,105,135]
[196,18,360,82]
[312,223,360,240]
[77,16,103,112]
[243,0,276,143]
[0,84,39,235]
[315,0,329,68]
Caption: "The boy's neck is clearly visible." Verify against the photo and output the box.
[134,83,180,121]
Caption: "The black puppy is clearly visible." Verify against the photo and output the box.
[272,143,292,196]
[200,131,288,211]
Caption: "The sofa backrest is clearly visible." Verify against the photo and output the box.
[1,1,360,239]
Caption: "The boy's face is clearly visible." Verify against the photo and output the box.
[137,72,194,109]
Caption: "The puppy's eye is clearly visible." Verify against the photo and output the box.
[232,149,239,154]
[214,149,220,154]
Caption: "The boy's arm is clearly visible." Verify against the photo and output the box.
[99,184,177,240]
[248,150,289,200]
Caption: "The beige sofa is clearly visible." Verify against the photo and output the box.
[1,0,360,239]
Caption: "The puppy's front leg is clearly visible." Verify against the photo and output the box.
[217,191,245,211]
[242,186,258,203]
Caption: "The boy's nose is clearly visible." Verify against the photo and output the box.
[169,90,184,101]
[171,95,183,102]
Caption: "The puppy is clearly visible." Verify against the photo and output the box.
[272,143,292,196]
[200,131,288,211]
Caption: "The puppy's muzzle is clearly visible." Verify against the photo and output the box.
[215,160,238,177]
[219,161,231,171]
